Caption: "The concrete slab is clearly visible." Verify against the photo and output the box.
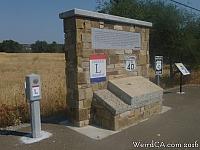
[59,120,118,140]
[160,106,171,114]
[20,131,52,144]
[108,76,163,106]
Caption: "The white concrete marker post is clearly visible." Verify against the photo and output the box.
[30,100,41,138]
[25,74,42,138]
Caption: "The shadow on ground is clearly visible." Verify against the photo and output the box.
[0,130,28,137]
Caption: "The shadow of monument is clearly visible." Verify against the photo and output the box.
[0,130,29,137]
[41,111,68,125]
[163,91,172,94]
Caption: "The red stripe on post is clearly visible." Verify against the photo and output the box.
[90,53,106,60]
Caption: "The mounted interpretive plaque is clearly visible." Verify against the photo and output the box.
[175,63,190,76]
[90,54,107,83]
[92,28,141,50]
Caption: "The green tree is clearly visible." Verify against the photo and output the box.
[180,16,200,67]
[145,1,186,78]
[31,41,48,53]
[0,42,2,52]
[98,0,144,19]
[31,41,64,53]
[48,41,64,53]
[0,40,23,53]
[97,0,200,74]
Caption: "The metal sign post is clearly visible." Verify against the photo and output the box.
[175,63,190,94]
[25,74,42,138]
[155,56,163,86]
[156,74,160,86]
[179,72,183,93]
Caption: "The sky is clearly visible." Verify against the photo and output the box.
[0,0,200,44]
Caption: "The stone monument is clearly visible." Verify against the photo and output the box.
[59,8,163,130]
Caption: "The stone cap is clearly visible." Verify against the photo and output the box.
[59,8,152,27]
[108,76,163,106]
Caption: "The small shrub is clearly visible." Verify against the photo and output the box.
[0,103,29,127]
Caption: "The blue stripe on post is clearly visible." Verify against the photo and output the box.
[90,77,106,83]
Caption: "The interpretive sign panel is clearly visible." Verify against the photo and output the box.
[90,54,106,83]
[92,28,141,50]
[175,63,190,75]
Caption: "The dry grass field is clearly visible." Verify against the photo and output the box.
[0,53,199,127]
[0,53,66,127]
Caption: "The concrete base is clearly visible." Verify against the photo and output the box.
[60,120,144,140]
[92,76,163,131]
[60,106,170,140]
[177,91,185,94]
[20,131,52,144]
[60,120,119,140]
[160,106,171,114]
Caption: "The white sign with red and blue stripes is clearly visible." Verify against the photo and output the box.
[90,54,106,83]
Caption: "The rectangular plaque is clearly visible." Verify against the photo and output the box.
[155,56,163,75]
[92,28,141,50]
[125,56,136,71]
[175,63,190,75]
[32,86,40,97]
[90,54,107,83]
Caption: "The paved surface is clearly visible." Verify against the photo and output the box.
[1,86,200,150]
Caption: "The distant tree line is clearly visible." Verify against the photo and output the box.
[31,41,64,53]
[0,40,24,53]
[1,0,200,71]
[0,40,64,53]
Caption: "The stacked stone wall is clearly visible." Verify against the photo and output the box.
[92,99,162,130]
[63,16,151,126]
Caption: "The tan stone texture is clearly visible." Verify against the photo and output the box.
[63,16,151,127]
[93,100,162,131]
[138,54,147,65]
[114,25,123,30]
